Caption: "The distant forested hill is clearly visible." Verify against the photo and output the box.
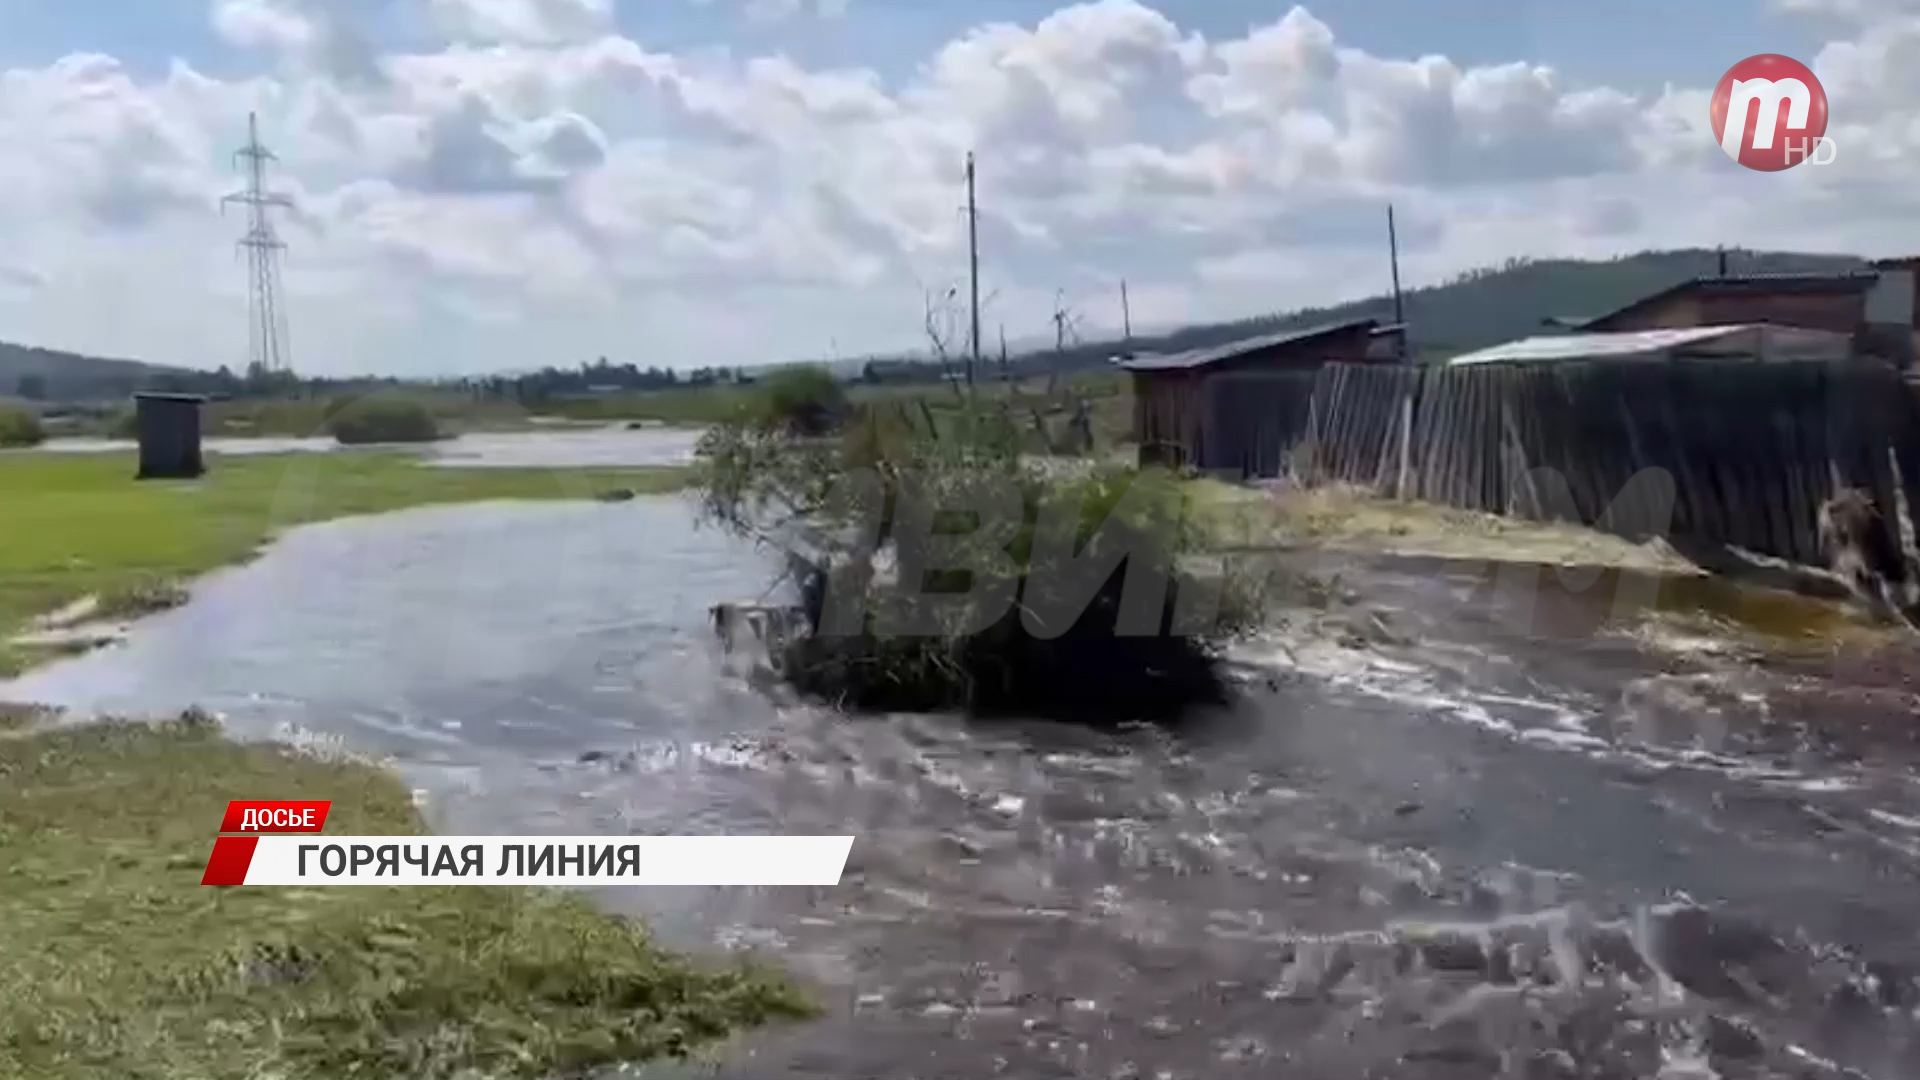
[977,247,1868,379]
[0,341,192,403]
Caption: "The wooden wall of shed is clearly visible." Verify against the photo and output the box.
[1300,358,1920,568]
[1128,325,1389,475]
[1132,371,1204,468]
[1698,292,1866,334]
[1199,369,1320,477]
[1131,368,1324,477]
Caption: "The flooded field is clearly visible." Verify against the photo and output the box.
[21,425,703,468]
[5,497,1920,1078]
[27,434,341,456]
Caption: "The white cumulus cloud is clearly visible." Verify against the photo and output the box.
[0,1,1912,375]
[425,0,617,45]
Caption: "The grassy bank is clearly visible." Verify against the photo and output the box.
[0,711,810,1079]
[0,451,688,675]
[0,453,814,1078]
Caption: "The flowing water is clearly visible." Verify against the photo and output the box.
[6,496,1920,1079]
[21,425,703,467]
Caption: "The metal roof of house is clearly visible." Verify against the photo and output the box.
[1113,317,1380,372]
[1446,323,1854,366]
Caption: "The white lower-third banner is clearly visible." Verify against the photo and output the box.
[202,835,855,886]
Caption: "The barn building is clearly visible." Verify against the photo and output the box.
[1575,257,1920,367]
[1119,317,1406,477]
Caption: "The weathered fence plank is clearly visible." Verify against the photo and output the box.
[1292,357,1916,569]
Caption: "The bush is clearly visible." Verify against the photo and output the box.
[751,365,847,437]
[696,401,1271,725]
[107,408,139,441]
[326,397,442,445]
[0,403,45,448]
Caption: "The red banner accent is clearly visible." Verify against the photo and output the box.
[219,800,331,833]
[200,835,260,886]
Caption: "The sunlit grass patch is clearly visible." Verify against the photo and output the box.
[0,715,812,1080]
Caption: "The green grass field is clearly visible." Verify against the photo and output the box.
[0,711,810,1080]
[0,452,817,1078]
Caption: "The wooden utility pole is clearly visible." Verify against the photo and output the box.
[1387,204,1405,332]
[966,152,981,387]
[1387,203,1413,500]
[1120,279,1133,343]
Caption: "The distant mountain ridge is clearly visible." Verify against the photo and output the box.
[0,341,192,402]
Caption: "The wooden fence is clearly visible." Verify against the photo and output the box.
[1302,363,1420,491]
[1293,358,1920,568]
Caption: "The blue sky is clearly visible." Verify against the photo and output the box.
[791,0,1829,88]
[0,0,1905,375]
[3,0,1830,98]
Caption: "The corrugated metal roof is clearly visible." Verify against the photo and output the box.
[1114,317,1378,372]
[1445,324,1851,366]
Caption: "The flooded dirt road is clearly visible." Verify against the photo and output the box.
[6,497,1920,1078]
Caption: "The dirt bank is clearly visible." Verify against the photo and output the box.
[1192,479,1698,573]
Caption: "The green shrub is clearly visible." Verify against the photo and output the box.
[326,397,442,445]
[696,401,1272,724]
[107,408,139,440]
[751,365,847,436]
[0,403,45,448]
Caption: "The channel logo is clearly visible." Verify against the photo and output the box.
[1709,54,1834,171]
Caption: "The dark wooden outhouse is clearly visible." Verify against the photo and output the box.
[133,392,207,480]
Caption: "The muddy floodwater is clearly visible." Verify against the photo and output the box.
[7,497,1920,1079]
[24,425,703,467]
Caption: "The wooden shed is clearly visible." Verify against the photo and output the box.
[133,392,208,480]
[1118,318,1404,477]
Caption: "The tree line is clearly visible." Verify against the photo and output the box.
[467,358,753,404]
[13,357,757,407]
